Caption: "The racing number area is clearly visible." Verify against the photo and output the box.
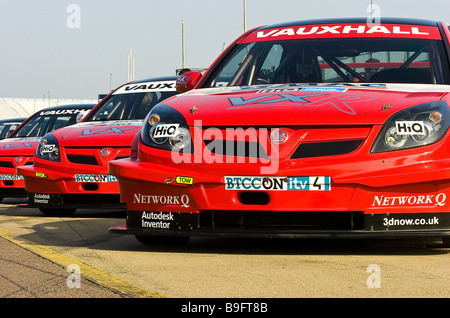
[108,18,450,246]
[17,77,178,216]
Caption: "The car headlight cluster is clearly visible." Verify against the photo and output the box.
[141,104,193,153]
[36,133,61,162]
[372,101,450,153]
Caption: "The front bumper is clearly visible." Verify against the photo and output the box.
[108,157,450,239]
[18,164,124,209]
[110,210,450,239]
[0,168,26,198]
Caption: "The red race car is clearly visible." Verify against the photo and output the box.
[17,77,178,215]
[0,104,94,203]
[109,18,450,246]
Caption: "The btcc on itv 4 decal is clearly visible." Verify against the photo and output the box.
[107,18,450,247]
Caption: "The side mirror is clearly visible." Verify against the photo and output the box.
[76,110,91,123]
[176,71,202,93]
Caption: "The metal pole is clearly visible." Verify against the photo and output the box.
[243,0,247,32]
[128,47,134,82]
[182,20,185,69]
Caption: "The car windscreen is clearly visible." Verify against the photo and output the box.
[12,109,87,138]
[204,38,450,87]
[88,91,177,122]
[0,123,21,139]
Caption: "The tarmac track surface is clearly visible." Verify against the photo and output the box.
[0,198,449,304]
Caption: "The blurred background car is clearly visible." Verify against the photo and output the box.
[18,76,178,215]
[0,117,26,140]
[0,104,94,203]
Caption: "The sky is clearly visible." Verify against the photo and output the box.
[1,0,450,99]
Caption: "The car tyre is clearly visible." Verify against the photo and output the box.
[135,235,190,245]
[39,207,76,216]
[443,237,450,247]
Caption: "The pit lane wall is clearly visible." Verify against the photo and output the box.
[0,98,99,120]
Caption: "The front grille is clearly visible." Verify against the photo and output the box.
[0,161,14,168]
[199,210,364,231]
[67,155,98,165]
[204,140,269,159]
[200,126,369,160]
[291,139,363,159]
[0,158,34,168]
[66,154,130,165]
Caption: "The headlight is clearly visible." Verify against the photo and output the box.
[141,104,193,153]
[371,101,450,153]
[36,133,61,162]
